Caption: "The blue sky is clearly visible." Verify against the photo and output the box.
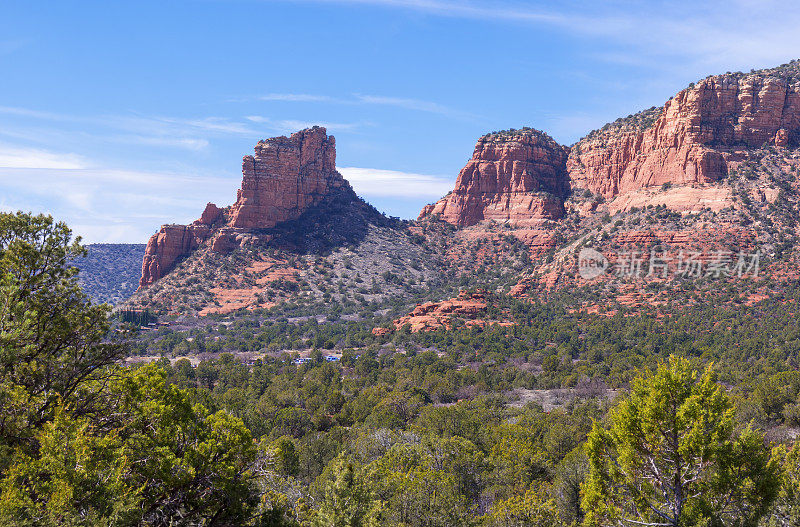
[2,0,799,242]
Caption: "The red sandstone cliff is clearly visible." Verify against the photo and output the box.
[139,224,212,287]
[568,73,800,199]
[419,128,570,227]
[139,126,347,287]
[230,127,344,228]
[422,67,800,227]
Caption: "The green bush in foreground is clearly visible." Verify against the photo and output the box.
[0,213,257,526]
[583,356,781,527]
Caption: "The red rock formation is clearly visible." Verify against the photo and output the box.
[197,203,223,225]
[140,127,346,287]
[139,224,212,287]
[569,74,800,198]
[376,291,514,333]
[229,126,345,228]
[419,129,570,227]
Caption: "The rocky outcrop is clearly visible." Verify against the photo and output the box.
[569,74,800,199]
[198,203,223,225]
[140,127,349,287]
[229,127,345,228]
[372,291,513,334]
[419,129,570,227]
[423,66,800,228]
[139,224,212,287]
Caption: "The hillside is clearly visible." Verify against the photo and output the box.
[64,58,800,527]
[74,243,146,305]
[111,60,800,324]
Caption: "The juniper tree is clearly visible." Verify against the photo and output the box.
[582,356,780,527]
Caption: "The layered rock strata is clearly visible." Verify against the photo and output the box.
[419,129,570,227]
[424,66,800,227]
[230,127,344,228]
[568,74,800,199]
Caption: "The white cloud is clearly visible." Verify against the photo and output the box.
[305,0,566,25]
[0,165,238,243]
[258,93,335,102]
[0,145,89,169]
[114,135,211,151]
[244,115,366,133]
[353,94,462,116]
[339,166,452,198]
[245,92,475,119]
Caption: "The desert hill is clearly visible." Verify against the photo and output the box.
[124,127,460,316]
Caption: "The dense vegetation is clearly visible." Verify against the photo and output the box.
[5,212,800,526]
[74,244,145,305]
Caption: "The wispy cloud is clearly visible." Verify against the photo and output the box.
[0,144,89,169]
[0,104,373,154]
[339,166,452,198]
[289,0,800,74]
[0,164,238,243]
[244,91,477,119]
[303,0,567,25]
[244,115,366,133]
[353,94,468,117]
[258,93,336,102]
[0,106,233,152]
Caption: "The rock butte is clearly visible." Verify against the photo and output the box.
[140,65,800,290]
[422,71,800,227]
[139,126,347,287]
[229,127,343,229]
[419,129,570,227]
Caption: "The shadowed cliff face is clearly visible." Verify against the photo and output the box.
[139,127,371,288]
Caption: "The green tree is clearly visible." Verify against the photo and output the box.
[582,356,780,527]
[367,440,474,527]
[0,213,260,525]
[484,484,558,527]
[272,436,301,477]
[553,449,588,526]
[0,212,122,465]
[767,438,800,527]
[314,456,382,527]
[0,365,259,526]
